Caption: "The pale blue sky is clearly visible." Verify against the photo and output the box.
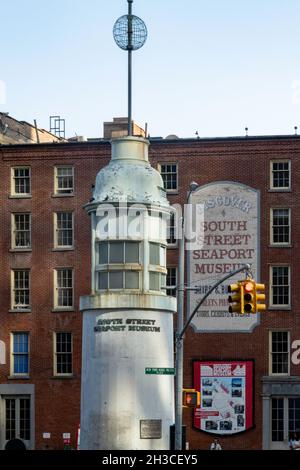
[1,0,300,138]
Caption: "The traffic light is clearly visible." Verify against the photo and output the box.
[243,280,256,313]
[182,389,200,408]
[228,279,267,315]
[228,282,243,313]
[255,283,266,312]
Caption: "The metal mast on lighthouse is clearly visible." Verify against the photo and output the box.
[113,0,147,136]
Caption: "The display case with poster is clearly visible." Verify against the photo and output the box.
[193,360,254,435]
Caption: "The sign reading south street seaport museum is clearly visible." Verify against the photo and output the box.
[188,182,260,332]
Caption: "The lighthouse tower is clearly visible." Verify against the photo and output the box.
[79,1,176,449]
[79,135,177,449]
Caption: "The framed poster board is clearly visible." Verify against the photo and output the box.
[193,360,254,435]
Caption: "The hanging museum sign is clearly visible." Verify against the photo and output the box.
[193,360,254,435]
[188,182,260,333]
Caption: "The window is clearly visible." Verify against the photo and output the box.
[97,241,141,291]
[11,167,31,196]
[55,268,74,309]
[158,163,178,192]
[149,242,167,292]
[54,166,74,194]
[271,209,290,245]
[270,331,290,375]
[271,398,300,446]
[167,213,177,246]
[270,160,291,190]
[12,213,31,249]
[149,243,166,267]
[272,398,284,442]
[11,333,29,376]
[270,266,290,307]
[54,332,72,375]
[5,397,31,443]
[288,399,300,436]
[166,267,177,296]
[12,270,30,311]
[54,212,73,248]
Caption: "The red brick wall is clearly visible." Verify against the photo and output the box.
[0,136,299,449]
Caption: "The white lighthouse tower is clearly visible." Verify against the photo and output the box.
[79,2,177,449]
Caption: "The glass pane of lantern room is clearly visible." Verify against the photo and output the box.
[99,242,108,264]
[125,242,139,263]
[109,271,123,289]
[110,242,124,263]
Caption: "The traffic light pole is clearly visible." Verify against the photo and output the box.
[174,262,251,450]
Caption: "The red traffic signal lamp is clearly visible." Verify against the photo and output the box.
[183,389,200,408]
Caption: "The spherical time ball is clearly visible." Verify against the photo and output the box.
[113,15,147,51]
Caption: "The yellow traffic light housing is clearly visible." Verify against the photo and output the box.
[255,283,266,312]
[228,283,244,313]
[183,389,200,408]
[228,279,267,314]
[243,280,256,313]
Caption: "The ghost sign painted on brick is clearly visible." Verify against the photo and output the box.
[187,182,260,332]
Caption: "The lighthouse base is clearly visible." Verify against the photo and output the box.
[80,294,176,450]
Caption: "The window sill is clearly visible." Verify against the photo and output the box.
[51,375,74,380]
[51,193,74,198]
[267,373,290,378]
[52,247,74,252]
[268,244,292,248]
[52,308,75,313]
[9,248,32,253]
[167,244,178,249]
[8,375,30,380]
[268,306,291,311]
[9,309,31,314]
[268,189,291,193]
[165,191,179,195]
[8,195,32,199]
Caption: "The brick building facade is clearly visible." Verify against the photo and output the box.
[0,134,299,449]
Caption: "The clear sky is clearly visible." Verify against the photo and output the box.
[1,0,300,139]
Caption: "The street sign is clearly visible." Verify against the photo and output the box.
[145,368,175,375]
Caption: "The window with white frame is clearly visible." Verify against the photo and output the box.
[271,208,290,245]
[271,398,300,445]
[270,160,291,190]
[97,241,141,290]
[12,270,30,310]
[11,332,29,376]
[149,242,167,292]
[55,268,74,309]
[12,213,31,249]
[271,398,284,442]
[269,331,290,375]
[270,266,290,307]
[166,267,177,296]
[54,166,74,194]
[5,396,31,443]
[11,167,31,196]
[54,212,73,248]
[54,332,72,375]
[167,213,177,246]
[158,163,178,192]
